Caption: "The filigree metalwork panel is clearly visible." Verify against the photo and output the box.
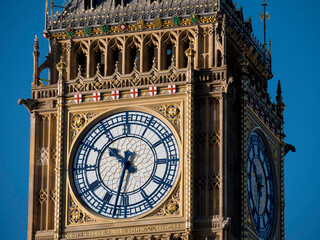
[69,196,96,225]
[153,189,180,217]
[150,104,181,132]
[70,112,99,141]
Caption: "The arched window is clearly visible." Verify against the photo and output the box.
[107,47,121,75]
[91,49,105,77]
[161,33,176,70]
[73,52,87,79]
[180,40,190,68]
[145,44,156,72]
[127,46,139,73]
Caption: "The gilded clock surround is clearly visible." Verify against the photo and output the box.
[67,106,183,222]
[20,1,291,239]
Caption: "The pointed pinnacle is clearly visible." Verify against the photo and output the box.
[276,80,283,103]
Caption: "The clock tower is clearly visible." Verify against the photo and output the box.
[20,0,294,239]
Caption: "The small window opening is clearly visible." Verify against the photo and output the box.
[92,0,96,8]
[96,50,105,76]
[183,40,190,68]
[124,0,133,7]
[148,45,155,71]
[166,43,173,69]
[108,48,121,75]
[217,50,222,67]
[84,0,91,10]
[78,52,87,76]
[128,46,139,73]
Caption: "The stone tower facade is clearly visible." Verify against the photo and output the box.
[20,0,293,239]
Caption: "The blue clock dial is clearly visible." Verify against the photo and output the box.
[72,111,180,219]
[247,132,275,239]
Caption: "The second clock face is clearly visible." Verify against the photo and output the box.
[247,131,275,239]
[72,111,180,219]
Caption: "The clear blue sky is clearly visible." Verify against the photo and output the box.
[0,0,318,239]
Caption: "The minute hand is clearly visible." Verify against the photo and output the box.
[112,163,127,217]
[111,149,133,217]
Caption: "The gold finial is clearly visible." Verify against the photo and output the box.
[185,42,196,57]
[56,56,67,81]
[45,0,49,14]
[259,0,270,46]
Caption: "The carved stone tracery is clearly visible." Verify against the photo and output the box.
[150,104,181,132]
[69,196,96,225]
[37,147,49,165]
[153,189,180,217]
[70,112,99,141]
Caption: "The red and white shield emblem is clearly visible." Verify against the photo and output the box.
[168,84,176,94]
[93,92,101,102]
[130,88,138,98]
[149,86,157,96]
[74,94,82,104]
[112,90,119,100]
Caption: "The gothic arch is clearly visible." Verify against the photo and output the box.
[178,30,195,68]
[125,35,142,73]
[71,41,89,79]
[142,33,160,72]
[160,32,177,70]
[89,39,107,77]
[107,38,124,75]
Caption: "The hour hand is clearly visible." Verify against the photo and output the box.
[124,150,136,173]
[108,147,123,162]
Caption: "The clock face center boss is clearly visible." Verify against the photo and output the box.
[71,111,180,219]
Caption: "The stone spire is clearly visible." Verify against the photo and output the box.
[33,35,40,86]
[276,80,285,118]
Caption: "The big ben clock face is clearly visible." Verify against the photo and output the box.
[72,111,180,219]
[247,131,275,239]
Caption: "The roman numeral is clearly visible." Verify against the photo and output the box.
[123,112,131,135]
[141,189,148,199]
[156,159,167,164]
[121,195,129,206]
[103,192,112,203]
[152,139,164,148]
[141,190,153,208]
[81,143,101,153]
[100,123,113,140]
[141,117,154,136]
[85,165,96,171]
[153,176,163,185]
[168,158,179,163]
[89,180,100,192]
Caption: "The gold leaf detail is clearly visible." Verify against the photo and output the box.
[69,196,96,225]
[153,189,180,216]
[150,104,181,132]
[71,112,99,141]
